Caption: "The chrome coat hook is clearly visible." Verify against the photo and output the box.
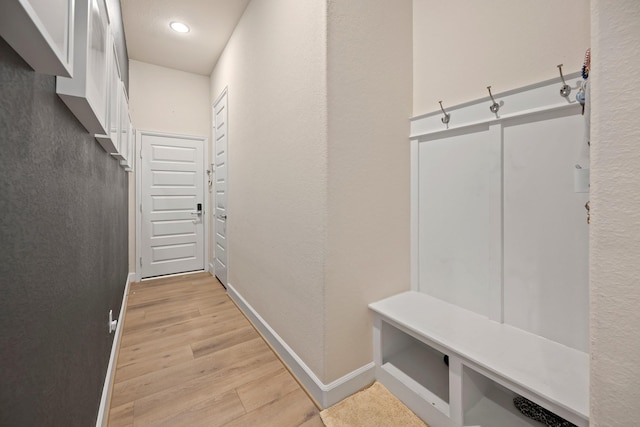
[557,64,571,98]
[487,86,500,114]
[439,101,450,124]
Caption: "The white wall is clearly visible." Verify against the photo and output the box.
[128,60,211,271]
[590,1,640,425]
[210,0,329,377]
[129,60,210,136]
[324,0,412,381]
[413,0,590,115]
[210,0,412,386]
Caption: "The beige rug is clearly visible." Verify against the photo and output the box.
[320,382,429,427]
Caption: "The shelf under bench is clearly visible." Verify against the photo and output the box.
[370,291,589,427]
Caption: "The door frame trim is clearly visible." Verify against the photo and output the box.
[135,129,210,282]
[212,87,229,286]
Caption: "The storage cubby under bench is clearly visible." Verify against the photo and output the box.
[370,291,589,427]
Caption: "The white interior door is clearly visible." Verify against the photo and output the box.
[214,91,228,286]
[141,133,205,278]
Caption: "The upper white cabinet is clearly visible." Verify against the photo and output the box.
[0,0,75,77]
[94,30,131,169]
[95,33,121,153]
[56,0,109,135]
[112,81,129,161]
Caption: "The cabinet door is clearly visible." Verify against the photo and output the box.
[0,0,75,76]
[56,0,109,134]
[84,0,109,129]
[112,82,128,160]
[94,35,121,153]
[108,39,122,151]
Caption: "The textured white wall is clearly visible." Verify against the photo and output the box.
[324,0,412,382]
[413,0,590,115]
[127,60,211,272]
[209,0,412,384]
[590,1,640,425]
[210,0,328,377]
[128,60,210,136]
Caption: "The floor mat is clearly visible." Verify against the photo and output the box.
[320,382,428,427]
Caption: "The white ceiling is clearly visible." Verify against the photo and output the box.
[121,0,251,76]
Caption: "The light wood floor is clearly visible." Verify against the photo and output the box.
[107,272,324,427]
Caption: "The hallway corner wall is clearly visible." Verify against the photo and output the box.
[210,0,329,379]
[590,1,640,424]
[324,0,413,383]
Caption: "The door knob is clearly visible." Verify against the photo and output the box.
[219,214,227,220]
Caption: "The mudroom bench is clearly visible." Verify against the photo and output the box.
[369,291,589,427]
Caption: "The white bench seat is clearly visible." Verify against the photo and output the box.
[370,291,589,426]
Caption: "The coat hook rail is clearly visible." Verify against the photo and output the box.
[557,64,571,98]
[487,86,500,113]
[439,101,450,124]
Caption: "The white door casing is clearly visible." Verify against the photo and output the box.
[213,90,228,286]
[138,132,207,279]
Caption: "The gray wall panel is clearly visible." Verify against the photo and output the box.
[0,37,128,426]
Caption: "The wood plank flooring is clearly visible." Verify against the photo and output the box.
[108,272,324,427]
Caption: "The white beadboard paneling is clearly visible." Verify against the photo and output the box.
[411,74,588,342]
[410,139,419,291]
[503,112,589,352]
[418,125,502,319]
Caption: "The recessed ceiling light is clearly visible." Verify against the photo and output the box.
[170,21,190,33]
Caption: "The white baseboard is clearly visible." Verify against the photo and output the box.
[323,360,376,408]
[96,272,134,427]
[226,283,375,408]
[208,262,215,274]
